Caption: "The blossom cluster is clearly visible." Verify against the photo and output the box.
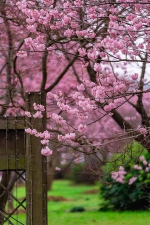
[24,103,45,118]
[50,113,67,126]
[111,155,150,185]
[16,0,150,65]
[13,0,150,163]
[111,166,126,184]
[25,103,52,156]
[136,125,148,137]
[25,127,52,156]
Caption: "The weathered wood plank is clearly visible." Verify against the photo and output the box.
[0,156,25,170]
[0,117,25,130]
[0,130,25,156]
[26,92,47,225]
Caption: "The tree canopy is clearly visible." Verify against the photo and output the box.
[0,0,150,162]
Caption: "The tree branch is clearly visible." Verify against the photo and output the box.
[45,52,78,93]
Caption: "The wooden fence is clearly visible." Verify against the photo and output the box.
[0,92,47,225]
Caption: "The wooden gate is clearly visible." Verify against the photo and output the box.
[0,92,47,225]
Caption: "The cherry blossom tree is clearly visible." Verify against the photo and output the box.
[2,0,150,218]
[0,0,150,171]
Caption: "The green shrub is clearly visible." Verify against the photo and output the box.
[102,142,147,176]
[100,149,150,211]
[70,206,85,212]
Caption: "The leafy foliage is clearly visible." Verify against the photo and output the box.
[102,142,147,175]
[70,206,85,212]
[100,149,150,211]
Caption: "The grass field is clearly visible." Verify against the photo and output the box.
[11,180,150,225]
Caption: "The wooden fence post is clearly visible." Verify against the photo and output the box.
[25,92,47,225]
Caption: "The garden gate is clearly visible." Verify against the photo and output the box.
[0,92,47,225]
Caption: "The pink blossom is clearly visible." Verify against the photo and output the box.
[64,29,74,38]
[104,103,115,112]
[131,73,138,80]
[34,43,45,51]
[76,30,83,37]
[26,17,35,24]
[57,102,70,111]
[109,14,117,22]
[16,1,27,10]
[134,165,142,170]
[78,100,94,112]
[33,103,45,112]
[27,25,37,32]
[119,166,126,173]
[35,132,41,137]
[145,167,149,172]
[78,124,87,133]
[24,111,32,117]
[25,128,32,134]
[87,52,96,60]
[41,139,49,145]
[77,84,85,91]
[94,63,102,72]
[58,135,64,142]
[114,83,127,93]
[42,131,50,139]
[139,156,145,161]
[39,105,45,111]
[137,126,147,136]
[71,22,78,29]
[143,160,148,165]
[133,165,139,170]
[67,108,79,115]
[41,146,52,156]
[61,160,67,165]
[128,177,137,185]
[31,129,37,135]
[32,9,40,20]
[63,15,71,25]
[58,133,76,142]
[17,51,27,58]
[24,37,33,46]
[33,111,43,118]
[51,113,66,125]
[74,156,84,164]
[74,0,83,7]
[65,133,76,140]
[116,177,124,184]
[114,98,123,107]
[25,128,37,135]
[111,172,119,180]
[47,92,54,99]
[111,166,126,184]
[77,114,88,120]
[78,48,86,57]
[55,167,61,171]
[33,104,40,111]
[135,22,143,30]
[87,33,96,39]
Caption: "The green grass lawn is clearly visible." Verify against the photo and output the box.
[11,180,150,225]
[47,180,150,225]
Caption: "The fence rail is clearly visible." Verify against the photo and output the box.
[0,92,47,225]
